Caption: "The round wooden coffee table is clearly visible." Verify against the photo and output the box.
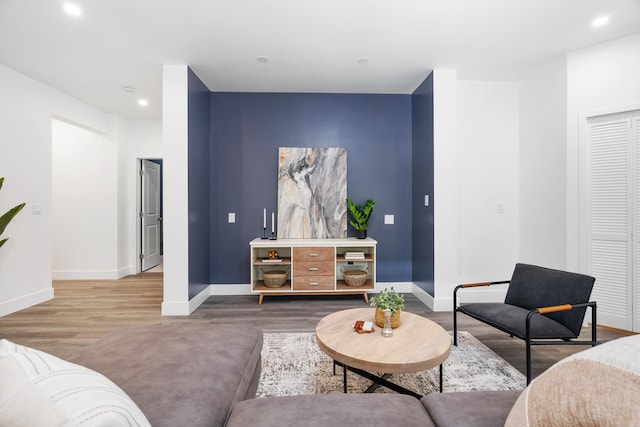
[315,307,451,397]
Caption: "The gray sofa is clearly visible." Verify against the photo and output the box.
[72,322,519,427]
[71,322,640,426]
[72,323,263,427]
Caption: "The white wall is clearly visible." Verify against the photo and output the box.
[519,57,567,269]
[0,63,108,316]
[52,119,118,279]
[0,62,163,316]
[121,119,163,276]
[431,74,520,310]
[566,33,640,272]
[457,80,520,283]
[432,69,459,310]
[161,65,191,315]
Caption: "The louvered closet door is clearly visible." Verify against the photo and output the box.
[588,115,633,331]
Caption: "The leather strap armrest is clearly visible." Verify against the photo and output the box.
[537,304,573,314]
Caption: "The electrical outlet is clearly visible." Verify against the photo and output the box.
[228,212,235,223]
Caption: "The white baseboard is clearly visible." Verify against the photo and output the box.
[209,284,252,295]
[0,287,54,317]
[52,270,121,280]
[161,300,191,316]
[204,282,414,298]
[172,281,502,316]
[374,282,413,293]
[411,285,435,310]
[188,286,211,313]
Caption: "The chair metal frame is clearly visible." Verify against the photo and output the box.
[453,281,598,384]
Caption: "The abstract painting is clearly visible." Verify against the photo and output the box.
[277,147,347,238]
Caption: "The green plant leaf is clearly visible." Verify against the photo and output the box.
[0,238,7,248]
[370,287,404,315]
[346,198,376,231]
[0,203,25,236]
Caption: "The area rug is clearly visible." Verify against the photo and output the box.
[256,331,526,397]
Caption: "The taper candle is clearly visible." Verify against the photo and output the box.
[263,208,266,228]
[272,212,275,233]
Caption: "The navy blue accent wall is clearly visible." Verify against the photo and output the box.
[209,93,412,284]
[411,73,435,296]
[187,68,211,299]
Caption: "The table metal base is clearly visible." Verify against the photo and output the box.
[333,360,443,399]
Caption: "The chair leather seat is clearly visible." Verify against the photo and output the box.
[458,303,577,340]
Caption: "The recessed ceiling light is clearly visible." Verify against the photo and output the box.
[592,16,610,27]
[138,99,149,107]
[63,3,83,17]
[256,56,269,63]
[357,58,369,65]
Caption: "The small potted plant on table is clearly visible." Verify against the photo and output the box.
[370,287,404,328]
[346,198,376,239]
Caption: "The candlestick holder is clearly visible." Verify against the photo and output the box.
[269,231,277,240]
[261,227,268,239]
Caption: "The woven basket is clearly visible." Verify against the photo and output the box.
[374,308,401,328]
[342,269,368,287]
[260,267,289,288]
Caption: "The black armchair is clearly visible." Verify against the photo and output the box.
[453,263,597,384]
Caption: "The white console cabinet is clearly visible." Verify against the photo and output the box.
[250,238,377,304]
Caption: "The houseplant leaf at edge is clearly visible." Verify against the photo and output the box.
[0,177,26,249]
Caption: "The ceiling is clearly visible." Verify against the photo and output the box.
[1,0,640,120]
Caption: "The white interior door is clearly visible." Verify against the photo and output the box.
[141,159,161,271]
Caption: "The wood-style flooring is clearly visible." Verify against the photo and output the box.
[0,273,631,381]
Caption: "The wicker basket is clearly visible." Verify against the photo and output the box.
[260,267,289,288]
[342,268,368,287]
[374,308,401,328]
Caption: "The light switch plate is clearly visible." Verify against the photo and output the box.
[228,212,235,223]
[384,214,394,225]
[424,195,429,206]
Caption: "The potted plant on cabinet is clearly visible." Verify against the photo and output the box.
[370,287,404,328]
[346,198,376,239]
[0,177,25,249]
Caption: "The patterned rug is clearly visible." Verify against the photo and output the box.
[256,331,526,397]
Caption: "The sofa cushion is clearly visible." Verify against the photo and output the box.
[421,390,521,427]
[72,323,263,427]
[505,334,640,426]
[226,394,436,427]
[0,339,150,427]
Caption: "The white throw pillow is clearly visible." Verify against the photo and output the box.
[0,339,151,427]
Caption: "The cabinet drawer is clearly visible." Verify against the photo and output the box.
[293,247,334,262]
[293,276,335,290]
[294,261,335,277]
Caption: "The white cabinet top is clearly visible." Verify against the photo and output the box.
[250,237,377,247]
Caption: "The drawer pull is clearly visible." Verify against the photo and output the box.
[309,253,319,257]
[309,282,319,286]
[309,267,319,271]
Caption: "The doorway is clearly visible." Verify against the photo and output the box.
[140,159,163,272]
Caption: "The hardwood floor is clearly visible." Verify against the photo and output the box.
[0,273,630,381]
